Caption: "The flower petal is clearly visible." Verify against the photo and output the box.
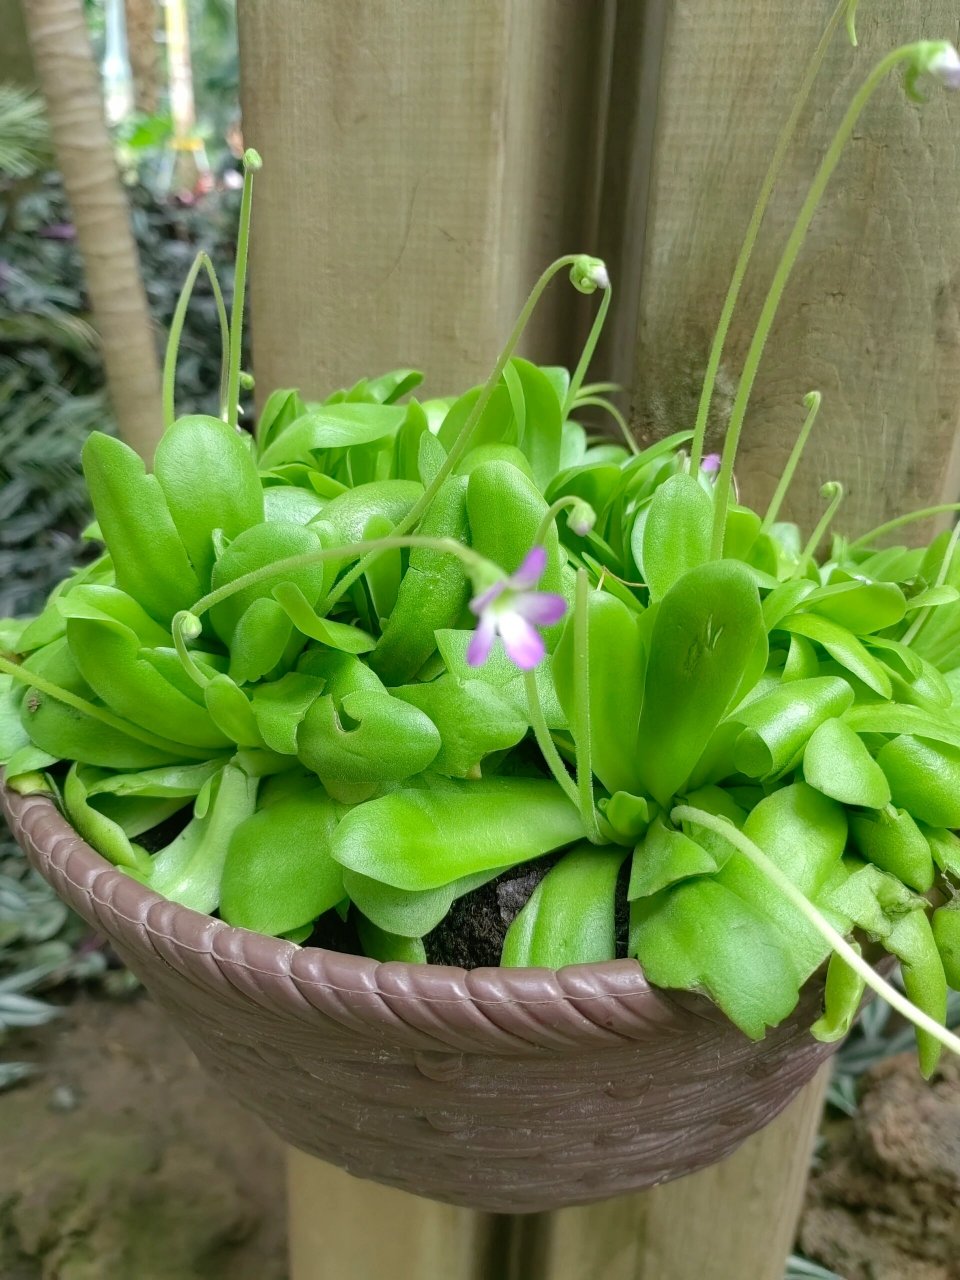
[469,580,506,616]
[514,591,567,626]
[498,611,546,670]
[510,546,547,590]
[466,612,497,666]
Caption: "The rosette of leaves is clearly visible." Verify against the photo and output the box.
[4,28,960,1079]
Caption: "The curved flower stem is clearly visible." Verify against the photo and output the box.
[689,0,854,475]
[573,569,601,843]
[672,804,960,1061]
[184,534,496,623]
[533,497,595,548]
[522,670,580,810]
[322,255,597,616]
[709,44,924,558]
[792,481,844,578]
[0,656,211,759]
[760,390,822,532]
[845,503,960,554]
[573,396,640,455]
[563,284,612,417]
[162,251,230,429]
[902,519,960,646]
[226,150,260,430]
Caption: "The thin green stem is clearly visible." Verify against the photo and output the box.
[760,391,822,532]
[792,481,844,578]
[323,255,591,615]
[573,569,601,843]
[187,534,494,621]
[0,656,211,759]
[574,396,640,455]
[206,261,231,421]
[533,497,595,548]
[162,251,204,430]
[690,0,853,475]
[846,503,960,554]
[902,519,960,646]
[226,151,260,430]
[563,285,612,417]
[522,670,580,810]
[709,44,921,557]
[672,805,960,1061]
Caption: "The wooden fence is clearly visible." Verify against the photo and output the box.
[235,1,960,1276]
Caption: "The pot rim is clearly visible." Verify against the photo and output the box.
[5,781,738,1055]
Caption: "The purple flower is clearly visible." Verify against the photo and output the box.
[467,547,567,671]
[928,43,960,90]
[701,453,722,476]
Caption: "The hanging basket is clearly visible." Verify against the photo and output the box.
[3,782,837,1214]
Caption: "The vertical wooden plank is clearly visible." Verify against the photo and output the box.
[512,1067,829,1280]
[237,0,612,400]
[608,0,960,535]
[287,1150,500,1280]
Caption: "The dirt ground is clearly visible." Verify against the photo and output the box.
[800,1054,960,1280]
[0,995,286,1280]
[2,994,959,1280]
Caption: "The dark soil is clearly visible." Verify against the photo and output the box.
[0,995,286,1280]
[799,1052,960,1280]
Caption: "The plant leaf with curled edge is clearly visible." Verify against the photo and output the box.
[258,403,408,469]
[227,597,295,685]
[877,735,960,829]
[636,561,764,806]
[249,672,326,755]
[297,690,440,786]
[921,824,960,878]
[628,815,717,900]
[203,674,264,748]
[502,845,627,967]
[343,866,512,938]
[357,917,427,964]
[392,676,527,778]
[209,522,327,645]
[802,579,906,633]
[84,760,223,799]
[803,718,891,809]
[630,878,800,1040]
[635,473,711,602]
[777,613,892,698]
[553,589,645,796]
[148,763,258,915]
[273,581,376,654]
[811,948,866,1043]
[848,806,935,894]
[331,778,586,891]
[732,677,854,779]
[153,415,264,587]
[220,789,344,937]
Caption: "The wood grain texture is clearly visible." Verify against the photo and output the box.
[608,0,960,536]
[513,1067,829,1280]
[237,0,612,401]
[287,1150,499,1280]
[24,0,163,459]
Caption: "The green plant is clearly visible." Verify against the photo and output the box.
[3,22,960,1080]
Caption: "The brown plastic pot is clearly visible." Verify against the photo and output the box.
[3,783,840,1213]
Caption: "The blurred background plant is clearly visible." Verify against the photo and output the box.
[0,0,243,1088]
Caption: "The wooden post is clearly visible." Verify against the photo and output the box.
[604,0,960,537]
[237,3,959,1277]
[237,0,613,399]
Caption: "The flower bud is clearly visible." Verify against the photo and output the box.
[905,41,960,101]
[569,255,610,295]
[566,500,597,537]
[243,148,263,172]
[176,611,203,642]
[239,371,256,390]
